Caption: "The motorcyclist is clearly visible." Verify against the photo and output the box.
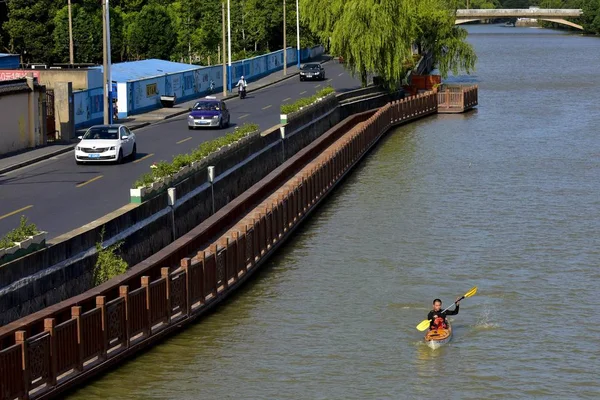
[236,76,247,94]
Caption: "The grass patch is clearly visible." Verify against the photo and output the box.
[280,86,335,114]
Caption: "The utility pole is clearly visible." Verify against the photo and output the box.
[222,1,227,96]
[227,0,232,92]
[68,0,74,65]
[283,0,287,75]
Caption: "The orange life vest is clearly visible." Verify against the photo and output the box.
[433,317,446,329]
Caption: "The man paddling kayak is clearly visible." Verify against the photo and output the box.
[428,297,461,330]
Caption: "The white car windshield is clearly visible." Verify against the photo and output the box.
[193,102,220,111]
[83,126,119,140]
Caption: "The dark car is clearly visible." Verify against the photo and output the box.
[187,97,231,129]
[299,64,325,81]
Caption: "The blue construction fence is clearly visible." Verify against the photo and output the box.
[73,45,324,128]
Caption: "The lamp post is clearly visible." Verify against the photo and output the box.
[68,0,74,65]
[222,1,227,96]
[227,0,232,92]
[296,0,300,67]
[283,0,286,76]
[102,0,113,124]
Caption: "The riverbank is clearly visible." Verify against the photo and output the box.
[0,91,445,400]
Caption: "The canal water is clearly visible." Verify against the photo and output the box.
[67,25,600,399]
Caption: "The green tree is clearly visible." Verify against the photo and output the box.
[4,0,60,63]
[53,3,125,64]
[581,0,600,34]
[126,3,177,60]
[415,0,477,78]
[301,0,476,87]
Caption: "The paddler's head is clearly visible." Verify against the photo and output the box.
[433,299,442,312]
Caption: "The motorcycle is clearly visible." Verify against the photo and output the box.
[238,85,247,99]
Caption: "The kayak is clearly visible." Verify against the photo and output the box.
[424,323,452,349]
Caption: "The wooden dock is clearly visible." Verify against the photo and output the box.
[437,85,478,113]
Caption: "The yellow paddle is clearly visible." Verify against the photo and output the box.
[415,286,478,331]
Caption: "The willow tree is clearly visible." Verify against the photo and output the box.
[300,0,477,87]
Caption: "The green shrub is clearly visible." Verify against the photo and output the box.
[280,86,335,114]
[0,236,13,250]
[172,153,192,170]
[132,172,155,189]
[0,216,39,249]
[152,161,177,179]
[93,227,128,286]
[132,123,260,189]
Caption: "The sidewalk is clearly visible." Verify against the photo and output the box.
[0,56,331,176]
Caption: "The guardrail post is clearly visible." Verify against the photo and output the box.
[96,296,108,360]
[161,268,171,325]
[43,318,57,386]
[15,331,30,400]
[181,258,192,316]
[141,276,151,336]
[119,285,130,349]
[71,306,84,371]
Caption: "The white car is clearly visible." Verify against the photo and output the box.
[75,125,137,164]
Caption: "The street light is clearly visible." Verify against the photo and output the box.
[68,0,74,65]
[227,0,232,92]
[296,0,300,68]
[283,0,287,76]
[222,1,227,96]
[102,0,113,124]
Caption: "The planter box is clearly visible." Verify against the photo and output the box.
[0,232,47,266]
[17,237,33,250]
[30,231,47,246]
[4,244,20,256]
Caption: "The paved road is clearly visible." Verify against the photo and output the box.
[0,63,360,239]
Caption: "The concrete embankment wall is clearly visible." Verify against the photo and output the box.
[0,88,395,326]
[0,92,437,400]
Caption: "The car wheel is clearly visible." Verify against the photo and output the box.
[188,126,194,130]
[300,77,304,81]
[218,118,224,129]
[226,116,230,128]
[116,149,123,164]
[76,160,83,165]
[130,144,137,161]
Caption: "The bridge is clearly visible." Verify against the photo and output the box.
[455,9,584,30]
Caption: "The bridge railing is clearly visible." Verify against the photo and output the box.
[455,9,583,17]
[437,85,478,111]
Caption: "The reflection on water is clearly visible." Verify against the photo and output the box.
[67,25,600,400]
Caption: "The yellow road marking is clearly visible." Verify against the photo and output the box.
[283,97,292,102]
[76,175,103,188]
[0,205,33,221]
[262,105,272,110]
[133,153,154,164]
[300,91,307,95]
[338,73,344,77]
[239,114,250,119]
[314,84,321,88]
[176,137,192,144]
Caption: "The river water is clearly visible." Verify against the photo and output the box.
[67,25,600,399]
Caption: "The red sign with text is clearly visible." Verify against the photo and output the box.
[0,70,41,81]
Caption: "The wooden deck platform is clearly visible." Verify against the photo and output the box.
[437,85,478,113]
